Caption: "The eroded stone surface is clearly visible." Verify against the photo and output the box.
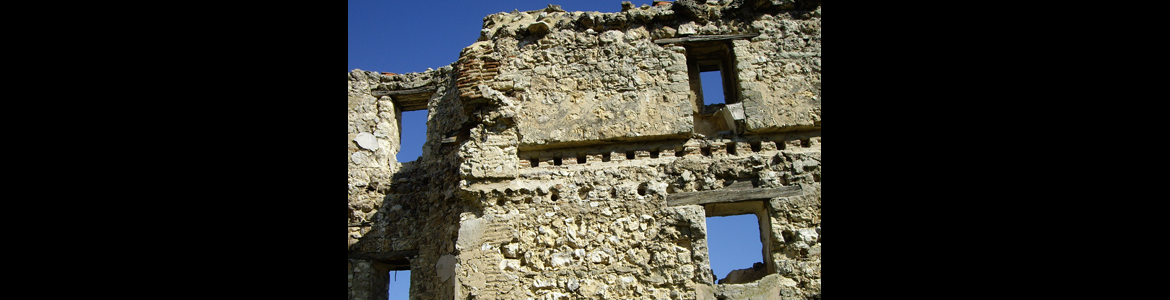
[349,1,820,299]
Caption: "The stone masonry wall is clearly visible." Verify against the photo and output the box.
[349,1,821,299]
[349,70,402,240]
[734,11,821,133]
[452,136,820,300]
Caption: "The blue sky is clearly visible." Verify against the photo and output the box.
[350,1,743,298]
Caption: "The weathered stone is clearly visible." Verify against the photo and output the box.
[353,132,378,150]
[349,2,820,299]
[528,21,550,34]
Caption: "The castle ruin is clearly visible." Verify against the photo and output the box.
[349,1,821,299]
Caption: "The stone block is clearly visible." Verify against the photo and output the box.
[733,142,752,156]
[610,151,627,161]
[540,154,556,167]
[709,142,728,158]
[760,141,778,152]
[784,139,802,149]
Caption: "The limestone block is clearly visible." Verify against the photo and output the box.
[759,141,778,152]
[709,142,728,158]
[733,142,752,156]
[540,154,556,167]
[784,139,802,149]
[353,132,378,150]
[610,151,627,162]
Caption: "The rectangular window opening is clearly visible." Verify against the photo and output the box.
[626,151,635,160]
[650,150,660,158]
[577,153,587,164]
[687,42,739,139]
[530,157,539,167]
[397,110,428,162]
[602,152,611,162]
[553,156,562,166]
[706,213,768,285]
[701,71,726,106]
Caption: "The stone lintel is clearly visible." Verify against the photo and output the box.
[667,184,801,207]
[371,86,436,111]
[653,33,760,45]
[348,250,418,270]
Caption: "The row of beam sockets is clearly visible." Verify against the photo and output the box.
[520,137,820,168]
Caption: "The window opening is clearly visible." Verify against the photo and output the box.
[387,270,410,299]
[701,71,725,105]
[397,110,428,162]
[686,41,740,138]
[706,214,767,285]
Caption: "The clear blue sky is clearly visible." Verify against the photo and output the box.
[350,1,744,298]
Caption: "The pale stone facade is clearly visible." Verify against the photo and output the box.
[349,1,820,299]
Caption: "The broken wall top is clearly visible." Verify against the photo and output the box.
[353,0,821,152]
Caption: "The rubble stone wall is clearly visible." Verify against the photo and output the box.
[349,70,403,237]
[349,1,820,299]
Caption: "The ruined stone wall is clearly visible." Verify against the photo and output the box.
[349,70,402,235]
[733,11,821,133]
[349,1,821,299]
[451,137,820,300]
[349,65,470,300]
